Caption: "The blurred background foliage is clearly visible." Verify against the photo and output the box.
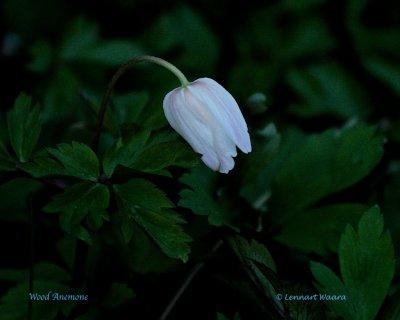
[0,0,399,319]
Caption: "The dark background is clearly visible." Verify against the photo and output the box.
[0,0,399,319]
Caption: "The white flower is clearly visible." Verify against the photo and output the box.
[163,77,251,173]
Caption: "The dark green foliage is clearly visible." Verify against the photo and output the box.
[0,0,399,319]
[0,262,73,320]
[7,93,41,163]
[179,167,237,228]
[287,63,371,119]
[276,203,367,255]
[44,182,110,243]
[311,206,395,320]
[47,142,99,181]
[114,179,192,261]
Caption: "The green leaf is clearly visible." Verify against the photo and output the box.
[144,5,219,72]
[132,209,191,262]
[112,92,149,126]
[270,124,383,221]
[71,40,142,66]
[311,206,395,320]
[102,129,150,177]
[19,149,65,178]
[113,179,173,212]
[104,130,197,177]
[0,279,73,319]
[230,236,276,273]
[0,126,15,171]
[119,222,177,274]
[240,123,284,210]
[179,167,237,228]
[229,236,280,306]
[44,182,110,243]
[287,63,371,119]
[114,179,191,261]
[47,142,99,181]
[7,93,41,162]
[0,262,70,283]
[364,57,400,96]
[217,313,230,320]
[103,283,135,308]
[59,17,97,60]
[40,66,81,121]
[60,18,142,66]
[281,17,335,60]
[276,203,367,255]
[130,138,198,174]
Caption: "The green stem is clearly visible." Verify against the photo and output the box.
[92,55,189,151]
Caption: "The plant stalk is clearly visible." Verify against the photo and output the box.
[92,55,188,151]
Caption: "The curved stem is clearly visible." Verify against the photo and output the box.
[92,55,189,151]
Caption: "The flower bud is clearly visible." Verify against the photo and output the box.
[163,78,251,173]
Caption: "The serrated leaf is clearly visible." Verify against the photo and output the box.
[132,209,191,262]
[179,166,237,228]
[47,142,99,181]
[120,222,177,274]
[131,139,198,173]
[19,150,65,178]
[229,236,279,306]
[311,206,395,320]
[113,179,173,212]
[44,182,109,243]
[230,236,276,272]
[102,129,150,177]
[114,179,191,261]
[7,93,41,162]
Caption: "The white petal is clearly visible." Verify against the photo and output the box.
[183,88,239,172]
[193,78,252,153]
[201,152,219,171]
[219,155,235,174]
[163,77,252,174]
[164,88,224,172]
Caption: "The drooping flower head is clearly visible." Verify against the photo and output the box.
[163,78,251,173]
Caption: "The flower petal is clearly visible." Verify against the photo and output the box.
[193,78,252,153]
